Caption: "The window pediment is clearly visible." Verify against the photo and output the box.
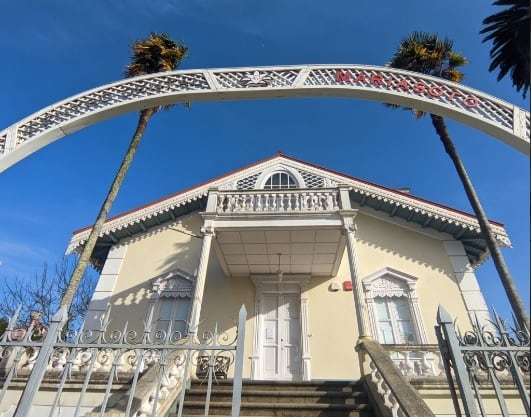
[363,267,417,298]
[151,268,196,298]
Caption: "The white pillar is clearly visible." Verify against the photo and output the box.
[342,216,372,339]
[189,224,215,332]
[300,281,312,381]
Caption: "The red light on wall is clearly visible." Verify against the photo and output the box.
[343,281,353,291]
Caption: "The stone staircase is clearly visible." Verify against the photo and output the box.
[171,380,374,416]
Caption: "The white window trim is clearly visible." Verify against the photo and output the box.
[147,268,196,337]
[362,267,428,344]
[255,165,306,189]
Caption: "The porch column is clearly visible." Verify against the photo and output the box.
[342,215,372,339]
[189,224,215,332]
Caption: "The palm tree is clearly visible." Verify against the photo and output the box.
[480,0,530,98]
[387,31,529,328]
[61,33,188,311]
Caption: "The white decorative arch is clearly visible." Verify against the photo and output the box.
[0,65,528,172]
[362,267,428,344]
[255,164,306,189]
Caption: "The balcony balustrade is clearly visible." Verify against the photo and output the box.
[216,189,340,214]
[381,344,445,377]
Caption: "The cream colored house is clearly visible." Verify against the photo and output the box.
[3,153,526,417]
[68,153,506,384]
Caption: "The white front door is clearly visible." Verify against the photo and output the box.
[261,291,301,380]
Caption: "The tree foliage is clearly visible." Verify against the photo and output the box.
[481,0,530,98]
[386,31,529,328]
[0,257,98,332]
[61,33,188,311]
[386,31,468,118]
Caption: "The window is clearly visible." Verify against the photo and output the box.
[264,172,297,189]
[362,267,428,344]
[155,297,191,335]
[374,297,416,344]
[148,269,195,339]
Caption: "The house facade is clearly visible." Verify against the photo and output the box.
[69,153,505,383]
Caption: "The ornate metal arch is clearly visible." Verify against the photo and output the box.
[0,64,529,172]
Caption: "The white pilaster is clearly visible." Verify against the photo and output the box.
[188,223,215,332]
[83,244,127,330]
[443,240,491,326]
[341,213,372,339]
[300,281,311,381]
[250,282,262,380]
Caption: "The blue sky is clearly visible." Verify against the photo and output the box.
[0,0,528,321]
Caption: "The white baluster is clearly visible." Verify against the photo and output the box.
[278,194,284,211]
[294,192,301,211]
[332,192,339,210]
[286,193,292,211]
[301,193,307,210]
[420,351,434,375]
[401,351,414,376]
[217,194,223,212]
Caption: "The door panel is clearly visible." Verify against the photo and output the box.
[260,291,301,380]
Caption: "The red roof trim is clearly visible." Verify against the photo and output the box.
[72,153,503,235]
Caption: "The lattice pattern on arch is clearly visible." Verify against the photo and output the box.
[16,72,210,143]
[213,69,300,89]
[306,68,516,131]
[236,173,260,190]
[1,65,529,174]
[299,169,329,188]
[235,170,332,190]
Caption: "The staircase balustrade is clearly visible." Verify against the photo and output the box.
[357,339,436,417]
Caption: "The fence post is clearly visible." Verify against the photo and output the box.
[13,306,68,417]
[231,305,246,417]
[436,305,480,417]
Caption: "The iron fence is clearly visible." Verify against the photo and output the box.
[0,305,246,417]
[436,305,530,417]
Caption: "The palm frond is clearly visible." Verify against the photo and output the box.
[386,31,468,116]
[481,0,530,97]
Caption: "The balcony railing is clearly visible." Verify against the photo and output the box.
[216,188,341,213]
[381,344,445,377]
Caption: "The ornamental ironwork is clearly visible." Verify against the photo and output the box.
[0,304,247,417]
[436,305,530,417]
[0,65,529,173]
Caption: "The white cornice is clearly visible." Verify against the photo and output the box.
[67,155,510,253]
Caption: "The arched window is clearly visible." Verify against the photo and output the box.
[264,172,297,189]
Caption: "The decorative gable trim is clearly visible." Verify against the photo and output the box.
[150,268,196,299]
[362,267,418,298]
[67,154,509,258]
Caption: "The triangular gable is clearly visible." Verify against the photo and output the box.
[67,153,510,261]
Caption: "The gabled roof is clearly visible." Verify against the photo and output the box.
[68,153,510,270]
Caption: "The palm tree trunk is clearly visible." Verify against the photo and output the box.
[61,108,155,311]
[431,114,530,328]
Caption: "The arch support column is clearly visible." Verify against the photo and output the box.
[341,212,372,339]
[189,223,215,332]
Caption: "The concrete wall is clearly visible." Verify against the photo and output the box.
[95,210,479,380]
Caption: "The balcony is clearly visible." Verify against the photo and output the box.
[215,188,341,214]
[205,188,350,278]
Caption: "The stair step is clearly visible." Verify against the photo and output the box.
[185,389,369,404]
[189,380,365,392]
[172,380,374,417]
